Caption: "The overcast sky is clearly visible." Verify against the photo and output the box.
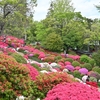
[34,0,100,21]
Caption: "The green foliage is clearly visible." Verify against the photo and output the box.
[42,33,63,52]
[92,51,100,66]
[17,48,27,54]
[89,58,96,66]
[10,52,27,64]
[72,61,80,67]
[89,77,97,82]
[80,55,90,63]
[68,50,76,55]
[29,56,43,63]
[0,0,36,37]
[31,63,41,71]
[72,70,83,79]
[65,58,74,63]
[82,63,92,71]
[92,67,100,74]
[54,55,62,62]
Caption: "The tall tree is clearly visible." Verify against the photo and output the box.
[0,0,37,36]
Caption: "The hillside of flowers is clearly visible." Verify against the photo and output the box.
[0,35,100,100]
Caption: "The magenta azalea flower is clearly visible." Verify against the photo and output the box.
[25,64,39,80]
[79,68,88,75]
[44,82,100,100]
[65,65,74,71]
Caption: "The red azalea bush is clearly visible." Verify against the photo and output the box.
[0,53,34,99]
[44,82,100,100]
[35,72,78,96]
[86,81,98,88]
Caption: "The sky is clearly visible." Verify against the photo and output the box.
[34,0,100,21]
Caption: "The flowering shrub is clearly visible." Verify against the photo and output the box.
[0,53,33,99]
[64,61,71,65]
[88,71,100,80]
[79,68,88,75]
[65,65,75,71]
[67,55,80,60]
[35,72,77,97]
[43,56,55,62]
[44,82,100,100]
[10,52,27,64]
[5,36,24,47]
[25,64,39,80]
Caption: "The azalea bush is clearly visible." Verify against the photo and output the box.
[72,61,80,67]
[35,72,77,98]
[10,52,27,64]
[31,63,41,71]
[89,58,96,66]
[43,56,55,62]
[25,64,39,80]
[5,36,24,48]
[0,53,33,99]
[44,82,100,100]
[92,66,100,74]
[72,70,83,79]
[65,58,74,63]
[81,63,92,71]
[80,55,90,63]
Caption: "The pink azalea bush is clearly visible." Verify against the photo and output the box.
[65,61,71,65]
[79,68,88,75]
[65,65,75,71]
[44,82,100,100]
[5,36,24,47]
[25,64,39,80]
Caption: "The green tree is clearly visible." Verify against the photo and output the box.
[42,33,63,52]
[0,0,37,36]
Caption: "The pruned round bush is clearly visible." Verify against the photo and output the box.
[10,52,27,64]
[72,70,83,79]
[72,61,80,67]
[89,77,97,82]
[82,63,92,71]
[0,53,33,99]
[92,67,100,74]
[56,58,66,63]
[80,55,90,63]
[88,71,100,81]
[54,55,62,62]
[89,58,96,66]
[65,58,73,63]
